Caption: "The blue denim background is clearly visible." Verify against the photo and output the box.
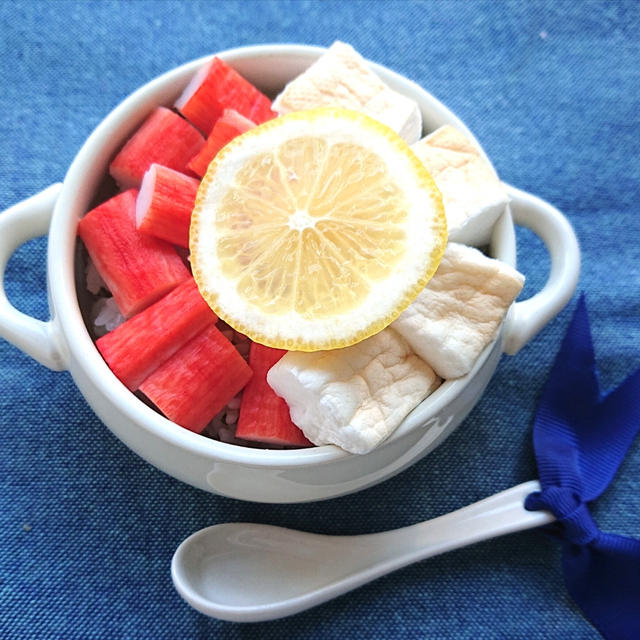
[1,1,639,638]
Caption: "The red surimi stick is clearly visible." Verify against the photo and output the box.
[235,343,313,447]
[136,164,200,247]
[78,189,190,318]
[187,109,256,178]
[139,324,253,433]
[96,278,217,391]
[109,107,205,189]
[175,57,276,136]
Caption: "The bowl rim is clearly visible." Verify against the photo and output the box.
[47,43,513,468]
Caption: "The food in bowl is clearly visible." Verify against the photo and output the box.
[78,41,524,455]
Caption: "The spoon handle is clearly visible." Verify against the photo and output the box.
[349,480,554,571]
[277,480,555,620]
[266,480,555,619]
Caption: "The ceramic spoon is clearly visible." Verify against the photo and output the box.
[171,480,554,622]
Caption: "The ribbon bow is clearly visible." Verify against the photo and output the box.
[524,295,640,640]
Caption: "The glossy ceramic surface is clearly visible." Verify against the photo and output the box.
[0,45,580,502]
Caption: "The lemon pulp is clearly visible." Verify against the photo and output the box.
[190,108,447,351]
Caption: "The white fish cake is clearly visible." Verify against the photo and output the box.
[272,41,422,144]
[392,243,524,379]
[267,328,440,454]
[411,125,509,245]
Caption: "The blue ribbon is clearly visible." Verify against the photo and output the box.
[524,295,640,640]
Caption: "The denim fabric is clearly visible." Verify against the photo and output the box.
[1,1,639,638]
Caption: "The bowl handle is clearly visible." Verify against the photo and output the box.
[501,183,581,355]
[0,183,67,370]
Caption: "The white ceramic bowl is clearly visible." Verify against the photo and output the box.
[0,45,580,503]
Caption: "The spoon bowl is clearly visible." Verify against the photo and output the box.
[171,480,554,621]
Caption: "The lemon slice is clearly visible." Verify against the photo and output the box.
[190,107,447,351]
